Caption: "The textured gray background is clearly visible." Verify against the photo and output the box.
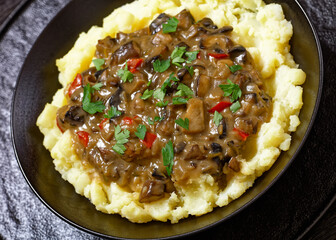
[0,0,335,239]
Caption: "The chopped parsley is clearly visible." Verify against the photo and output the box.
[82,84,106,114]
[104,106,121,119]
[153,88,166,101]
[172,97,188,105]
[213,111,223,126]
[219,79,242,102]
[184,65,194,76]
[135,124,147,140]
[92,82,103,91]
[141,89,154,100]
[153,59,170,72]
[185,51,199,62]
[156,101,168,107]
[162,17,179,34]
[148,116,164,125]
[92,58,105,71]
[112,125,130,155]
[147,79,152,86]
[175,117,189,130]
[230,101,241,113]
[171,47,186,67]
[117,62,134,82]
[227,64,242,73]
[161,73,179,90]
[175,83,194,97]
[162,140,174,176]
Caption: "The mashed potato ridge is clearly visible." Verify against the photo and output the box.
[36,0,305,223]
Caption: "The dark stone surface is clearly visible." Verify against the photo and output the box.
[0,0,335,239]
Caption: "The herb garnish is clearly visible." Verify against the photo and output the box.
[153,59,170,72]
[153,88,166,101]
[172,97,188,105]
[213,111,223,126]
[175,117,189,130]
[162,140,174,176]
[230,101,241,113]
[219,79,242,102]
[104,106,121,119]
[92,82,103,91]
[135,124,147,140]
[162,17,179,34]
[184,65,194,76]
[227,64,242,73]
[117,62,134,82]
[82,84,106,114]
[141,89,154,100]
[92,58,105,71]
[112,125,130,155]
[156,101,168,107]
[185,51,199,62]
[171,47,186,67]
[148,116,164,125]
[175,83,194,97]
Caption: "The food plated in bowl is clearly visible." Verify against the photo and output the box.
[36,0,305,223]
[11,0,322,236]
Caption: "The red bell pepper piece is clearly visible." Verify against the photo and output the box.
[77,131,89,147]
[208,101,232,113]
[56,118,64,133]
[233,128,250,141]
[99,118,108,130]
[208,53,229,59]
[141,132,157,148]
[127,58,144,73]
[197,52,201,59]
[122,117,134,125]
[68,73,82,97]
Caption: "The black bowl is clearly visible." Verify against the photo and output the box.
[11,0,323,239]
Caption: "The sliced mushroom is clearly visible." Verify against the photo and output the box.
[218,119,227,139]
[109,86,123,108]
[198,18,218,29]
[111,41,140,64]
[229,45,247,64]
[149,13,170,35]
[183,98,205,133]
[57,105,87,129]
[95,36,117,59]
[139,179,165,203]
[183,144,205,160]
[176,9,195,29]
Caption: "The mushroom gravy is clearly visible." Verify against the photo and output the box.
[56,10,271,203]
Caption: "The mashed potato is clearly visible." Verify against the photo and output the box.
[36,0,305,223]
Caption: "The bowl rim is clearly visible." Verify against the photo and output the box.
[10,0,324,239]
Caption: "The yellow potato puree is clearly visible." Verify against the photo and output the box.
[37,0,305,223]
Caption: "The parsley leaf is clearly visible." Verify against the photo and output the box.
[227,64,242,73]
[147,79,152,86]
[92,58,105,71]
[175,117,189,130]
[185,51,199,62]
[135,124,147,140]
[148,116,164,125]
[230,101,241,113]
[156,101,168,107]
[171,47,186,67]
[92,82,103,91]
[172,97,188,105]
[104,106,121,119]
[213,111,223,126]
[112,125,130,155]
[153,88,166,101]
[184,65,194,76]
[175,83,194,97]
[148,117,155,125]
[154,116,164,122]
[117,62,134,82]
[141,89,154,100]
[82,84,106,114]
[162,140,174,176]
[153,59,170,72]
[161,73,179,90]
[162,17,179,34]
[219,79,242,102]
